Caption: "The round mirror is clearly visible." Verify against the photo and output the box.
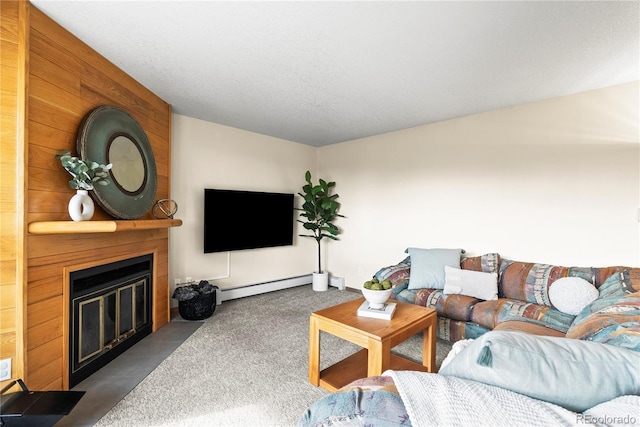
[108,134,146,195]
[77,106,157,219]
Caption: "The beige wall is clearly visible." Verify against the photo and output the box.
[169,115,318,292]
[319,82,640,289]
[170,82,639,293]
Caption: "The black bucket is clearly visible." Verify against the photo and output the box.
[172,281,217,320]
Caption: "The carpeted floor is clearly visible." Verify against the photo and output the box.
[94,285,453,427]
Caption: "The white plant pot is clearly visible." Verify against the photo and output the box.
[312,272,329,292]
[68,189,94,221]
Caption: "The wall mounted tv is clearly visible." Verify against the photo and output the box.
[204,189,295,253]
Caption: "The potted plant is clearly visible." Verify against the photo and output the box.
[56,150,111,221]
[297,170,344,291]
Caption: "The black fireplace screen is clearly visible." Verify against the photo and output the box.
[69,254,153,388]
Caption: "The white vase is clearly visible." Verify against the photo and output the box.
[312,272,329,292]
[68,190,94,221]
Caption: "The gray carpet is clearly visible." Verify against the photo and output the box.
[95,285,453,427]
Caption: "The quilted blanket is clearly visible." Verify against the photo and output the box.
[388,370,640,427]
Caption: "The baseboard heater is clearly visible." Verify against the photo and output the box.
[216,274,345,305]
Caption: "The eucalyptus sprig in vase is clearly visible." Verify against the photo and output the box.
[56,150,112,221]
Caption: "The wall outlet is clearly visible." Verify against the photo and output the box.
[185,276,192,284]
[0,358,11,381]
[174,278,181,286]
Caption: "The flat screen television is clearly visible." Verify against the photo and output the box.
[204,188,295,253]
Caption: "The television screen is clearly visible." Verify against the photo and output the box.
[204,189,294,253]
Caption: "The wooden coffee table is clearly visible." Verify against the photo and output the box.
[308,297,437,391]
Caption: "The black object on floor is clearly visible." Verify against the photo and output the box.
[173,280,218,320]
[0,379,85,427]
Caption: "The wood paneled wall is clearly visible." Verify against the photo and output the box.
[2,2,173,391]
[1,0,26,390]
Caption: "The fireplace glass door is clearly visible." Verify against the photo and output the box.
[77,278,148,364]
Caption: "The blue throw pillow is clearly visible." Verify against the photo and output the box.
[405,247,463,290]
[439,330,640,412]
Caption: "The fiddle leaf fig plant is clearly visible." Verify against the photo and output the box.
[297,170,344,274]
[56,150,112,191]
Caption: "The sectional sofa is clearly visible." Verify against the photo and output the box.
[298,248,640,426]
[374,249,636,348]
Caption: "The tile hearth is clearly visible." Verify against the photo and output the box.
[56,316,201,427]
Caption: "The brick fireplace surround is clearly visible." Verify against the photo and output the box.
[2,1,179,391]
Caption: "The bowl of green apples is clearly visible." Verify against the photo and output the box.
[362,278,392,309]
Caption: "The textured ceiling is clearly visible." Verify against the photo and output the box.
[31,1,639,147]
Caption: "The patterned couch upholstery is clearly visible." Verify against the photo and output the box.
[374,253,639,348]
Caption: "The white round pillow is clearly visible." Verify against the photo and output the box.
[549,277,599,316]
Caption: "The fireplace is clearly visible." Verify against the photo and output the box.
[69,254,153,388]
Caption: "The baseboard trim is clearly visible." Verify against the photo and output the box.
[217,275,311,304]
[216,274,346,304]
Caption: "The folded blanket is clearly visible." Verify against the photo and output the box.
[388,370,640,427]
[389,370,574,426]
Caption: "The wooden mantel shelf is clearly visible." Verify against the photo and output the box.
[28,219,183,234]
